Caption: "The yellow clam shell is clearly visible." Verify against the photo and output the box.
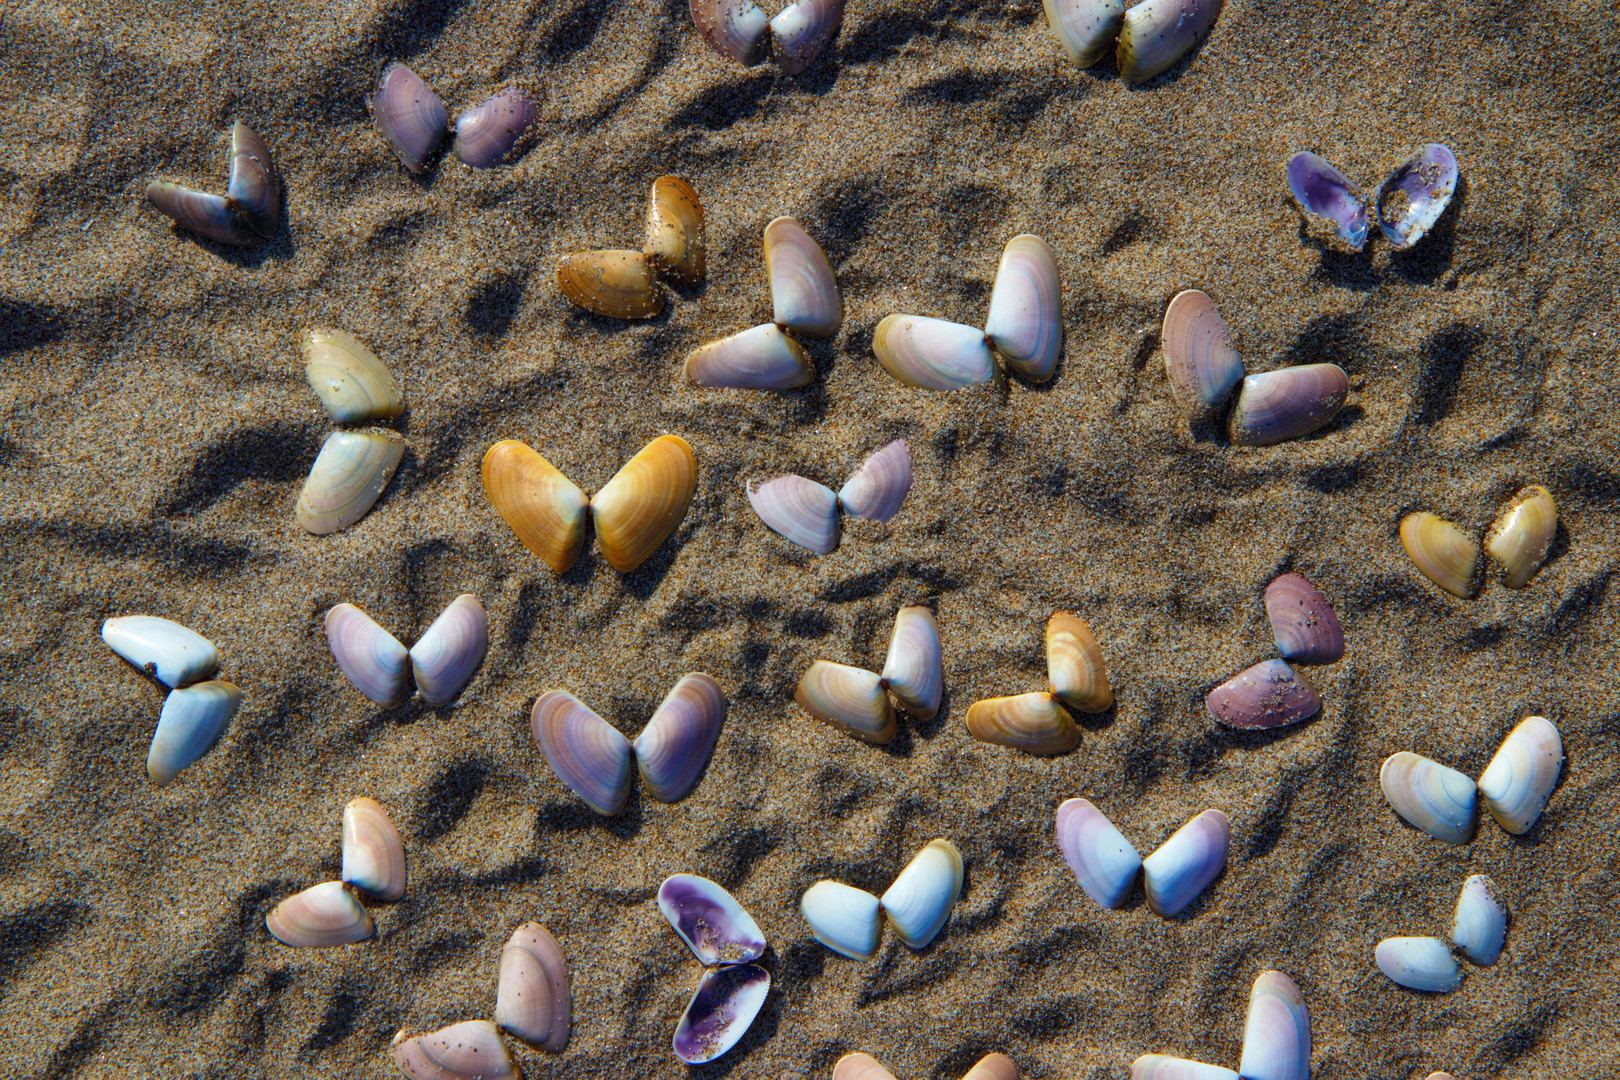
[965,691,1077,755]
[589,435,697,572]
[1484,485,1556,589]
[1400,511,1479,599]
[1046,613,1112,713]
[643,175,706,283]
[556,249,663,319]
[481,440,590,573]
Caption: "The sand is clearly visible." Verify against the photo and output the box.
[1,0,1617,1077]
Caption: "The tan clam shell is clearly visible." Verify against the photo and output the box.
[589,435,697,572]
[764,216,841,337]
[1046,613,1112,713]
[392,1020,518,1080]
[295,429,405,535]
[794,660,895,743]
[495,922,571,1051]
[302,328,405,425]
[341,797,406,901]
[1484,484,1556,589]
[481,440,590,573]
[556,249,663,319]
[965,692,1078,755]
[833,1054,900,1080]
[644,175,706,283]
[265,881,374,948]
[964,1054,1020,1080]
[1400,511,1479,599]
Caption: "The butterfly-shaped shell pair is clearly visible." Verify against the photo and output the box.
[748,439,910,553]
[371,62,535,172]
[1375,873,1508,993]
[690,0,847,73]
[1043,0,1223,84]
[656,875,771,1064]
[1205,573,1343,732]
[146,121,279,247]
[295,329,409,535]
[1401,485,1557,599]
[800,838,964,960]
[795,606,943,744]
[1133,969,1311,1080]
[965,614,1113,756]
[102,615,240,786]
[1057,799,1230,917]
[1289,144,1459,251]
[557,176,707,320]
[265,798,406,949]
[325,596,489,708]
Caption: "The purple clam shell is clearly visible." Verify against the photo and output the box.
[631,673,726,803]
[1263,573,1344,665]
[371,63,447,173]
[1206,659,1320,730]
[146,182,247,246]
[1375,143,1458,250]
[1229,363,1349,447]
[838,439,912,523]
[673,963,770,1064]
[657,874,766,966]
[1287,151,1368,250]
[453,88,535,168]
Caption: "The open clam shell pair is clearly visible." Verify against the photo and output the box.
[1134,970,1311,1080]
[657,875,770,1064]
[1376,873,1508,993]
[684,216,840,388]
[482,435,698,573]
[966,614,1113,756]
[1205,573,1343,731]
[265,798,406,948]
[801,838,964,958]
[1401,485,1557,599]
[748,439,910,553]
[836,1052,1017,1080]
[103,615,241,786]
[1057,800,1230,917]
[531,674,726,814]
[795,606,943,744]
[876,234,1062,391]
[393,922,571,1078]
[1381,715,1564,846]
[1288,144,1458,252]
[1162,290,1350,444]
[371,62,535,172]
[690,0,846,73]
[297,329,408,535]
[146,121,279,247]
[326,595,489,708]
[558,176,706,320]
[1043,0,1223,84]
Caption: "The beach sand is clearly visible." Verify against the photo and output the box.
[0,0,1617,1077]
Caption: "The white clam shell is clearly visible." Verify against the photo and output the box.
[879,838,962,949]
[685,323,815,389]
[301,328,404,425]
[324,603,410,706]
[495,922,571,1051]
[794,660,895,743]
[983,234,1062,382]
[1478,715,1563,835]
[1130,1056,1238,1080]
[1380,751,1477,846]
[631,672,726,803]
[408,594,488,706]
[1141,808,1229,917]
[341,797,406,901]
[265,881,373,948]
[1376,936,1462,992]
[874,314,997,391]
[102,615,219,689]
[147,679,240,786]
[800,880,881,959]
[1055,797,1141,909]
[1116,0,1222,85]
[393,1019,517,1080]
[880,605,942,719]
[1042,0,1126,67]
[295,429,405,535]
[764,216,841,337]
[838,439,912,523]
[747,474,839,553]
[1237,970,1311,1080]
[1451,873,1507,967]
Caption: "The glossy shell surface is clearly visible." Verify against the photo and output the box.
[795,660,895,743]
[147,679,240,786]
[408,595,488,706]
[657,873,766,965]
[1484,485,1556,589]
[302,328,405,425]
[590,435,697,572]
[265,881,373,948]
[1229,364,1349,446]
[764,216,841,337]
[557,249,663,319]
[1131,1057,1239,1080]
[880,605,942,719]
[370,63,447,174]
[295,430,404,535]
[1376,936,1462,992]
[800,880,881,959]
[1451,873,1507,967]
[1237,970,1311,1080]
[1055,797,1142,908]
[225,121,279,238]
[686,323,814,389]
[480,440,590,573]
[1141,808,1230,917]
[690,0,772,65]
[838,439,912,523]
[1116,0,1223,84]
[747,474,840,554]
[324,603,410,706]
[1162,289,1244,421]
[879,838,963,949]
[452,87,533,168]
[1287,151,1369,250]
[966,692,1078,754]
[1047,613,1113,713]
[146,182,246,246]
[1374,143,1459,250]
[644,175,707,282]
[631,673,726,803]
[1400,511,1479,599]
[531,690,633,815]
[341,797,406,901]
[984,234,1062,382]
[1380,751,1477,846]
[392,1020,517,1080]
[1042,0,1125,67]
[673,963,770,1064]
[770,0,847,74]
[874,314,997,391]
[495,922,571,1051]
[1478,715,1563,834]
[102,615,219,689]
[1263,573,1344,664]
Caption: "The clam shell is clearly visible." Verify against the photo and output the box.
[341,797,406,901]
[983,234,1062,382]
[644,175,707,283]
[770,0,846,73]
[1374,144,1458,250]
[965,692,1079,755]
[265,881,373,948]
[880,838,963,949]
[392,1020,517,1080]
[590,435,697,572]
[835,1054,900,1080]
[324,603,410,706]
[686,323,814,390]
[481,440,590,573]
[1042,0,1126,67]
[1484,485,1556,589]
[1131,1057,1238,1080]
[1161,289,1244,421]
[764,216,841,337]
[631,673,726,803]
[1055,797,1142,909]
[748,474,839,553]
[1116,0,1223,84]
[147,679,240,786]
[495,922,570,1051]
[225,121,278,238]
[1400,511,1479,599]
[1380,751,1477,846]
[530,691,633,815]
[1263,573,1344,665]
[102,615,219,689]
[794,660,895,743]
[1478,715,1563,835]
[1141,808,1229,917]
[1237,970,1311,1080]
[673,963,770,1065]
[409,595,488,706]
[800,880,881,959]
[1376,936,1462,992]
[1046,613,1112,713]
[1205,659,1320,730]
[556,249,663,319]
[295,429,405,535]
[302,328,406,426]
[657,873,767,965]
[689,0,771,66]
[963,1055,1018,1080]
[1451,873,1506,967]
[370,62,447,174]
[1229,363,1349,447]
[874,314,997,391]
[146,182,246,246]
[838,439,911,523]
[880,605,942,720]
[1287,151,1369,250]
[452,88,533,168]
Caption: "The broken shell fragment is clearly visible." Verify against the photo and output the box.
[880,605,942,720]
[770,0,846,73]
[836,1054,900,1080]
[1055,797,1142,909]
[1287,151,1369,250]
[1400,511,1479,599]
[838,439,912,523]
[370,62,447,174]
[1478,715,1563,835]
[225,121,279,238]
[1116,0,1223,84]
[764,216,841,337]
[1162,289,1244,422]
[295,429,405,535]
[1141,808,1230,917]
[392,1020,517,1080]
[1484,485,1556,589]
[557,249,664,319]
[795,660,895,743]
[102,615,219,689]
[689,0,772,66]
[481,441,590,573]
[1374,143,1459,250]
[324,603,410,706]
[302,328,405,425]
[409,595,488,706]
[748,474,839,554]
[966,692,1078,755]
[342,797,405,901]
[1237,970,1311,1080]
[874,315,997,391]
[531,691,633,815]
[879,838,963,949]
[265,881,373,948]
[1451,873,1506,967]
[685,323,814,389]
[1042,0,1126,67]
[1205,660,1320,730]
[147,679,240,786]
[1376,936,1462,992]
[1229,363,1349,446]
[984,234,1062,382]
[800,880,881,960]
[673,963,770,1064]
[1046,613,1113,713]
[644,175,707,283]
[658,874,767,966]
[1380,751,1477,846]
[1131,1057,1238,1080]
[591,435,697,572]
[495,922,571,1051]
[146,182,247,246]
[1263,573,1344,665]
[452,88,533,168]
[631,673,726,803]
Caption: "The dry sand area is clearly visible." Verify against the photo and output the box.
[1,0,1618,1077]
